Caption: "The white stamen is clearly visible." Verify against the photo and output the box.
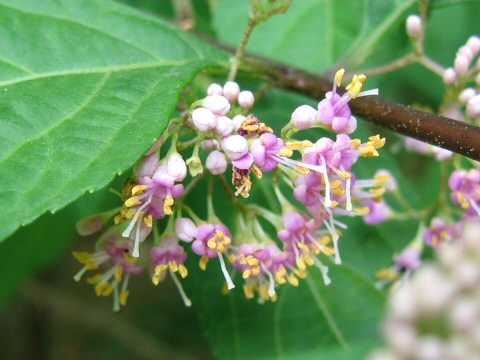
[73,266,88,282]
[353,179,375,188]
[99,266,117,284]
[274,155,331,206]
[261,264,276,297]
[218,252,235,290]
[122,194,153,238]
[469,198,480,217]
[324,213,341,264]
[113,282,120,312]
[169,270,192,307]
[314,258,331,285]
[132,222,141,258]
[357,88,379,97]
[346,177,352,211]
[333,219,348,229]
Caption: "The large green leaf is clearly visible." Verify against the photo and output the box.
[211,0,414,72]
[0,0,227,242]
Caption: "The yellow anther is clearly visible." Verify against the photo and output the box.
[125,196,141,208]
[310,244,321,255]
[252,267,261,276]
[169,260,179,272]
[114,215,124,224]
[178,264,188,278]
[251,165,263,179]
[370,187,386,198]
[270,294,278,302]
[457,193,469,209]
[374,174,390,186]
[297,242,310,252]
[114,265,123,281]
[277,266,287,277]
[207,238,217,250]
[275,272,286,284]
[155,264,168,274]
[368,135,386,149]
[323,246,336,257]
[72,251,91,263]
[354,207,370,216]
[330,180,342,189]
[243,284,254,299]
[163,194,174,215]
[350,139,362,149]
[295,269,308,279]
[304,254,314,266]
[288,274,299,287]
[199,256,209,270]
[337,170,351,179]
[131,185,148,196]
[259,285,269,299]
[359,144,379,157]
[86,274,101,284]
[376,268,399,281]
[143,214,153,227]
[295,167,309,176]
[332,187,345,196]
[330,200,339,208]
[279,147,293,157]
[243,269,251,279]
[119,290,129,306]
[247,257,259,266]
[122,207,136,219]
[84,262,98,272]
[286,140,313,151]
[296,257,306,271]
[334,68,345,87]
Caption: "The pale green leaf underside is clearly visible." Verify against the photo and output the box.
[0,0,227,241]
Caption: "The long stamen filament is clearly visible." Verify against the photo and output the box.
[169,269,192,307]
[218,252,235,290]
[122,194,153,238]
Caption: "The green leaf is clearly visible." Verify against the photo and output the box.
[211,0,414,72]
[0,0,227,242]
[0,181,121,308]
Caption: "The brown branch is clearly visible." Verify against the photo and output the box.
[242,56,480,161]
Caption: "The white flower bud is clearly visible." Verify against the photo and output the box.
[200,139,219,151]
[466,35,480,54]
[450,298,477,331]
[204,95,231,116]
[215,116,234,137]
[453,260,480,289]
[454,54,470,74]
[166,153,187,182]
[459,88,476,104]
[221,134,249,160]
[467,95,480,118]
[442,68,456,85]
[175,218,197,242]
[192,107,216,131]
[457,45,474,62]
[413,266,454,314]
[232,114,246,131]
[206,150,228,175]
[290,105,317,129]
[415,337,444,360]
[207,83,223,96]
[406,14,422,38]
[222,81,240,103]
[238,90,255,109]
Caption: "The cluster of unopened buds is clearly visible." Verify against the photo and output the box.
[370,221,480,360]
[73,70,392,310]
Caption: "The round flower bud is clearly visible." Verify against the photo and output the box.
[232,114,246,131]
[192,107,216,131]
[166,153,187,182]
[206,150,228,175]
[457,45,473,63]
[207,83,223,96]
[290,105,317,129]
[466,35,480,54]
[238,90,255,109]
[442,68,456,85]
[459,88,476,104]
[204,95,231,116]
[134,152,159,177]
[467,94,480,118]
[215,116,234,137]
[200,139,219,151]
[454,55,470,74]
[222,81,240,103]
[221,134,249,160]
[344,116,357,134]
[406,14,422,37]
[175,218,197,242]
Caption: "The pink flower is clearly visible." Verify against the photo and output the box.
[250,133,285,171]
[363,199,391,224]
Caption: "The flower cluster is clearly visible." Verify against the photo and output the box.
[73,72,392,309]
[369,221,480,360]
